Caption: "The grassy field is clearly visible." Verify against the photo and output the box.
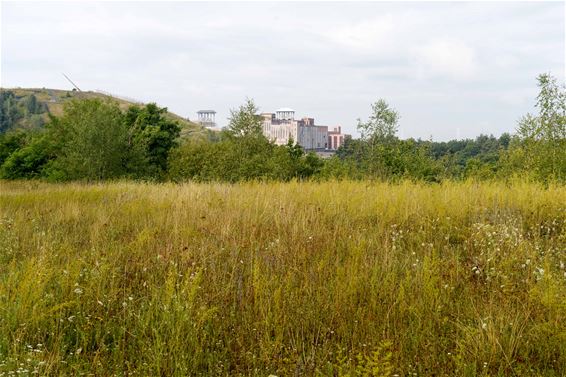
[0,180,565,376]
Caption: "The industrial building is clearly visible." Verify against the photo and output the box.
[261,108,349,151]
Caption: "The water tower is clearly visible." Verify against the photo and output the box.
[197,110,216,128]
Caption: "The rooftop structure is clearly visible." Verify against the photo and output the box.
[275,108,295,121]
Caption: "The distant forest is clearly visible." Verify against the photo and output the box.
[1,73,564,183]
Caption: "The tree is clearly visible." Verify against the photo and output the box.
[23,94,45,115]
[226,99,264,138]
[47,99,129,181]
[357,99,400,143]
[268,139,323,181]
[514,73,566,181]
[0,135,54,179]
[0,131,28,167]
[124,103,181,177]
[354,100,403,179]
[0,91,23,132]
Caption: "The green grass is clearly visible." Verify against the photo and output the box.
[0,180,565,376]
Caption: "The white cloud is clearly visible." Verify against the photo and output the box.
[411,38,478,81]
[1,1,563,140]
[322,14,397,53]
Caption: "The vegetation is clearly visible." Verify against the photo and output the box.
[169,100,323,182]
[327,74,564,183]
[0,88,203,137]
[0,99,181,181]
[0,73,564,375]
[0,91,47,132]
[0,180,564,375]
[4,74,563,184]
[510,74,566,181]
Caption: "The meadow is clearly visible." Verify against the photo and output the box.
[0,180,564,376]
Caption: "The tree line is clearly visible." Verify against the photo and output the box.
[0,73,564,183]
[0,100,180,181]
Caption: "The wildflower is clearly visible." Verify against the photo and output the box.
[73,288,83,295]
[534,267,545,281]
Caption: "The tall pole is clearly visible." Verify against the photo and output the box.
[62,73,81,91]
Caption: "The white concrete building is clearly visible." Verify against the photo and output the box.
[261,108,347,150]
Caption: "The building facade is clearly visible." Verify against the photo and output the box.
[328,126,348,150]
[261,108,349,151]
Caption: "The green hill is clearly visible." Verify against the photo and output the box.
[0,87,211,140]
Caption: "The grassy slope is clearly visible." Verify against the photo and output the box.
[0,180,565,376]
[3,88,211,140]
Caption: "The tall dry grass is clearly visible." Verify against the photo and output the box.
[0,180,565,376]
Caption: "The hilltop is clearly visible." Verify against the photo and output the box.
[0,87,210,139]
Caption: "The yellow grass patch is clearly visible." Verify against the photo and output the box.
[0,180,564,375]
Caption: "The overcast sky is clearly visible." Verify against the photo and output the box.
[1,1,564,140]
